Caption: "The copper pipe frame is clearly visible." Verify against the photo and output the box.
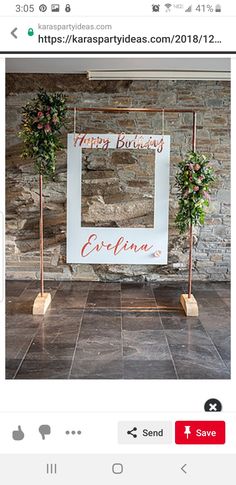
[69,105,197,299]
[39,174,44,297]
[68,107,197,114]
[188,111,197,298]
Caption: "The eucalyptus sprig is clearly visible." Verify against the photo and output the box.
[19,89,67,179]
[175,151,215,234]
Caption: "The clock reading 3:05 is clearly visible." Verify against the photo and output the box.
[16,4,35,12]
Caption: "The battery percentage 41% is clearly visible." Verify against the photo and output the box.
[196,5,214,12]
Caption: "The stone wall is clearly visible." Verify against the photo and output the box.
[81,148,155,228]
[6,74,231,282]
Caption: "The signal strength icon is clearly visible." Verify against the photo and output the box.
[185,5,192,12]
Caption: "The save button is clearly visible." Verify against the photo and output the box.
[175,421,225,444]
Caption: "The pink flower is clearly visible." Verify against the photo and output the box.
[194,163,201,171]
[203,191,210,200]
[52,114,59,124]
[44,123,51,133]
[189,176,193,182]
[188,163,194,170]
[193,186,200,192]
[37,111,43,118]
[183,189,189,198]
[37,123,43,129]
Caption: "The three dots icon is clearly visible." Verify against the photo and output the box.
[65,430,82,436]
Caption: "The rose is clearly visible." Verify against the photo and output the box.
[52,114,59,124]
[194,163,201,171]
[203,190,210,200]
[183,188,189,198]
[44,123,51,133]
[37,111,43,118]
[37,123,43,129]
[193,186,200,192]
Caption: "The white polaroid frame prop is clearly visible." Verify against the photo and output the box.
[67,133,170,264]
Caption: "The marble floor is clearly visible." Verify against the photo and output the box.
[6,280,230,380]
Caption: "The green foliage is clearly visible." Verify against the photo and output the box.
[18,89,67,179]
[175,151,215,234]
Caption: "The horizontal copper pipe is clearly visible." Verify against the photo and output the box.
[68,107,197,114]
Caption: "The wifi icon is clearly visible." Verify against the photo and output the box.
[185,5,192,12]
[165,3,172,11]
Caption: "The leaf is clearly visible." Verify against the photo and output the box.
[18,90,67,180]
[175,151,216,234]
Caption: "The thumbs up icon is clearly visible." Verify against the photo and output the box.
[12,425,25,441]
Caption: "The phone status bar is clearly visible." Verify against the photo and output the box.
[0,3,228,17]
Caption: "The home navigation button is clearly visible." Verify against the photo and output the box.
[112,463,123,475]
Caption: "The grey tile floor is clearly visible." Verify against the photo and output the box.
[6,280,230,380]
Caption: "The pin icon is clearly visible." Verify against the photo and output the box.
[12,425,24,441]
[39,424,51,440]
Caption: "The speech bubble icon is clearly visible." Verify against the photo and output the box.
[39,424,51,440]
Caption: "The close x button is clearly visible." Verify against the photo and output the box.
[175,421,225,445]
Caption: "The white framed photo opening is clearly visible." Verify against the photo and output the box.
[67,133,170,265]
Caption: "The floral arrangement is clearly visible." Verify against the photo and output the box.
[175,151,215,234]
[19,90,67,179]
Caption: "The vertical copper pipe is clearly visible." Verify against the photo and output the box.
[188,224,193,298]
[39,174,44,297]
[192,112,197,152]
[188,112,197,298]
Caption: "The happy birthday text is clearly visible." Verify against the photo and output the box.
[74,133,165,152]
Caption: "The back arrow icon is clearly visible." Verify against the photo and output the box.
[181,464,187,474]
[11,28,18,39]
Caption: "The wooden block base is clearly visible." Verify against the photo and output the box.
[33,292,51,315]
[180,293,199,317]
